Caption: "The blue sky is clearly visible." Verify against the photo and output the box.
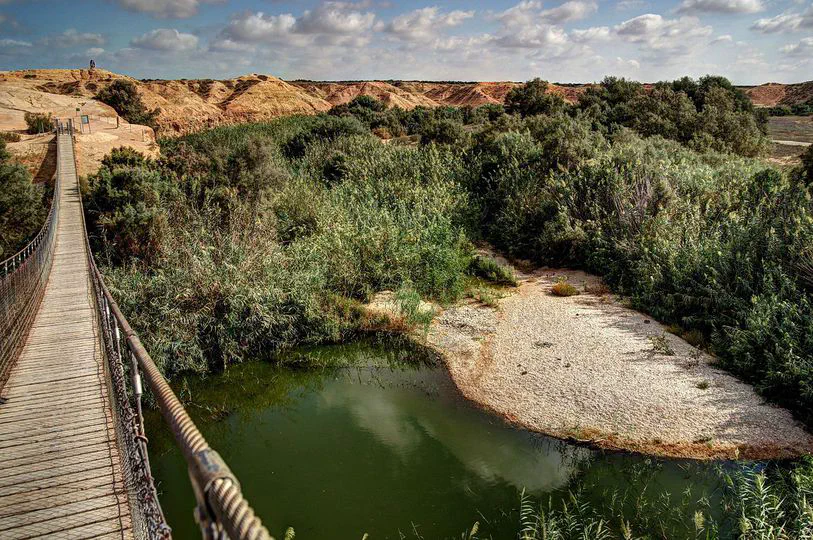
[0,0,809,83]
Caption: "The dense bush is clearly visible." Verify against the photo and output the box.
[96,80,159,128]
[505,78,565,118]
[90,78,813,429]
[766,99,813,117]
[0,139,47,258]
[0,132,21,143]
[88,119,472,375]
[24,112,52,134]
[572,76,769,157]
[468,131,813,424]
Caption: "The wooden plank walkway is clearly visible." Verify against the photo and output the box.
[0,131,133,539]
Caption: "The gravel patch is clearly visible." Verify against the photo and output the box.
[427,268,813,459]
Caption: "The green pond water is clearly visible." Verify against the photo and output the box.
[145,339,732,539]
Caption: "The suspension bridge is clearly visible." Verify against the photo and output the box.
[0,121,272,539]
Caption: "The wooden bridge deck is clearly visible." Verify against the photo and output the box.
[0,132,133,539]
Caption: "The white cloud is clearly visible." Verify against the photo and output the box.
[131,28,198,50]
[614,14,712,53]
[493,0,596,25]
[781,35,813,55]
[711,33,733,43]
[751,5,813,33]
[678,0,764,13]
[294,2,376,34]
[221,12,297,43]
[571,26,610,41]
[115,0,222,19]
[538,1,598,23]
[383,7,474,41]
[616,0,647,10]
[86,47,106,56]
[490,1,580,49]
[0,38,31,47]
[208,37,253,52]
[219,2,375,47]
[40,29,105,48]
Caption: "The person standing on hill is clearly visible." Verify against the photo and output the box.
[89,59,96,71]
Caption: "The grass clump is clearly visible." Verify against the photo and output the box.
[0,132,21,143]
[468,255,517,286]
[551,278,579,297]
[650,333,676,356]
[479,458,813,540]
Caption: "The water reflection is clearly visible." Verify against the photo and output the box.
[145,340,722,539]
[319,367,590,493]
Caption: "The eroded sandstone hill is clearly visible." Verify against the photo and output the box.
[1,69,810,136]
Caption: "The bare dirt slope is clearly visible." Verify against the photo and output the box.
[3,69,811,140]
[0,69,156,176]
[292,81,438,109]
[745,81,813,107]
[0,70,332,136]
[427,267,813,460]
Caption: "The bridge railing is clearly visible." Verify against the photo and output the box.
[0,122,60,390]
[71,123,273,540]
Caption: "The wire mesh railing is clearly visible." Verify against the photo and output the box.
[0,121,60,391]
[71,123,273,539]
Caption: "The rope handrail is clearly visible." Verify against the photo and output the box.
[71,121,273,540]
[0,120,61,390]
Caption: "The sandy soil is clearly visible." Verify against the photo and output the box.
[72,116,158,177]
[427,267,813,459]
[1,72,157,177]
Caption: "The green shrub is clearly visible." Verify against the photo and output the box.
[420,119,467,146]
[283,116,367,159]
[84,153,173,264]
[0,140,47,258]
[468,255,517,286]
[24,112,52,134]
[0,132,21,143]
[505,78,565,118]
[96,80,159,128]
[802,145,813,180]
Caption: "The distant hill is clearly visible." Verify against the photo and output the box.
[742,82,813,108]
[1,69,810,136]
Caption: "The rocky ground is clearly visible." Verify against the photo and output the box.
[424,265,813,460]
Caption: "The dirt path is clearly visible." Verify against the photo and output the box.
[427,268,813,459]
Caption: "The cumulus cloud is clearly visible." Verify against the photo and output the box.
[614,14,712,52]
[115,0,222,19]
[221,12,297,43]
[538,0,598,23]
[711,33,733,43]
[131,28,198,50]
[494,0,596,25]
[489,1,586,49]
[751,5,813,33]
[678,0,764,13]
[294,2,376,34]
[383,7,474,41]
[781,35,813,55]
[40,29,105,48]
[219,1,375,47]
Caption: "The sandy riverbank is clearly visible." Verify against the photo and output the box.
[425,267,813,459]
